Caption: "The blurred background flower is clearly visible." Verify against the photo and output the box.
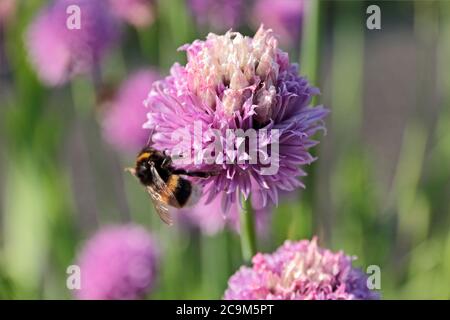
[108,0,155,28]
[76,225,158,300]
[101,68,160,154]
[25,0,118,86]
[187,0,244,32]
[224,238,379,300]
[0,0,16,25]
[177,190,271,237]
[250,0,305,48]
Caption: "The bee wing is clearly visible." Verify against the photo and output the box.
[148,165,181,224]
[145,185,173,225]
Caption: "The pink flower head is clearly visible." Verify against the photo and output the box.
[26,0,118,86]
[251,0,306,47]
[144,26,327,213]
[102,69,160,154]
[76,225,158,300]
[108,0,154,28]
[224,238,380,300]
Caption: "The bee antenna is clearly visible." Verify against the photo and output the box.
[146,136,152,147]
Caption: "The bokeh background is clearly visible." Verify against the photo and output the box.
[0,0,449,299]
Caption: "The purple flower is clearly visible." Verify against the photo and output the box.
[251,0,306,47]
[26,0,118,86]
[102,69,160,154]
[108,0,155,28]
[144,26,327,212]
[76,225,158,300]
[224,238,380,300]
[177,188,271,236]
[187,0,244,31]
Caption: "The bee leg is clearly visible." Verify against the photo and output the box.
[171,169,213,178]
[163,149,171,157]
[164,149,184,161]
[125,167,136,175]
[161,156,172,169]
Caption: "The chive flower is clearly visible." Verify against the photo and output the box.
[102,69,160,154]
[26,0,118,86]
[75,225,158,300]
[251,0,306,47]
[144,26,327,212]
[224,238,380,300]
[108,0,155,28]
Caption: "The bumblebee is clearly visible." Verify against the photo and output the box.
[126,147,215,225]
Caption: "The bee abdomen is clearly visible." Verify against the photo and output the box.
[166,175,192,208]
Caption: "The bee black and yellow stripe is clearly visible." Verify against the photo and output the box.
[165,175,192,208]
[137,152,151,163]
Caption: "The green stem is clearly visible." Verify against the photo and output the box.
[138,24,159,65]
[239,195,257,263]
[300,0,322,87]
[298,0,323,238]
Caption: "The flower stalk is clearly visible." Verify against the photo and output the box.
[300,0,322,87]
[239,194,257,263]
